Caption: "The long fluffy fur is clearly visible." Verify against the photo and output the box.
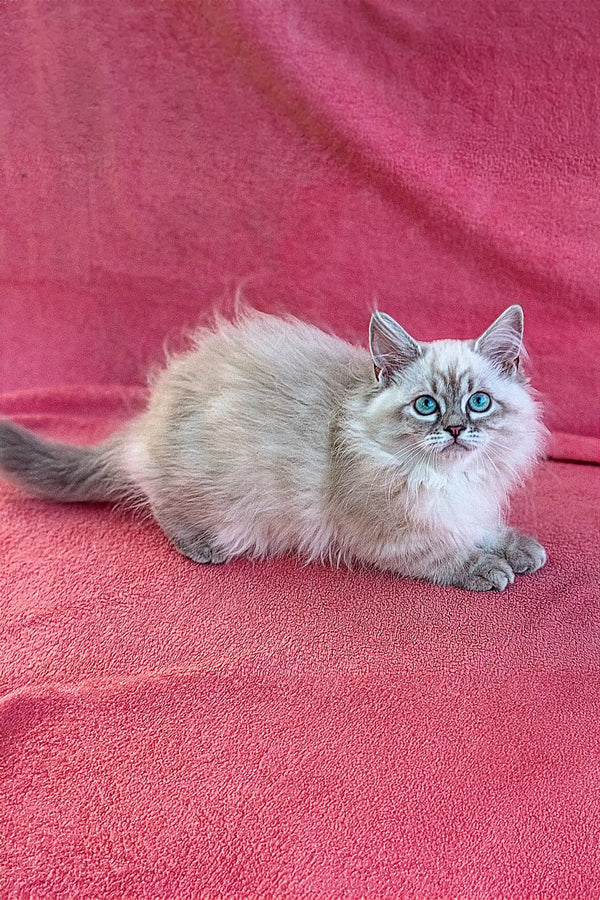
[0,308,546,587]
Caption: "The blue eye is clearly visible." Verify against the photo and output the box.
[468,392,492,413]
[414,395,438,415]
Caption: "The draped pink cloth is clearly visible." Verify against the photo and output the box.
[1,1,599,895]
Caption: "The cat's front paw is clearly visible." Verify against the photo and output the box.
[450,551,516,592]
[500,528,547,575]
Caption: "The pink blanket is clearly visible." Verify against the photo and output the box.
[1,0,598,458]
[1,0,599,895]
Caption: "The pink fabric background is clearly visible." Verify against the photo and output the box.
[1,0,599,896]
[1,0,598,457]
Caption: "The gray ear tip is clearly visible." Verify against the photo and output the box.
[507,304,524,324]
[369,310,398,338]
[370,310,387,325]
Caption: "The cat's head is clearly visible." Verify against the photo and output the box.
[363,306,544,485]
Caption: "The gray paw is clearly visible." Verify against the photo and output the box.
[452,551,516,592]
[171,533,229,565]
[501,529,546,574]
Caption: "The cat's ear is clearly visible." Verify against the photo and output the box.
[369,311,421,385]
[474,305,523,374]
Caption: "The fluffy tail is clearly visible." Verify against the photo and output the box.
[0,419,139,503]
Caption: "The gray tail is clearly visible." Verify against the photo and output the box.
[0,419,138,503]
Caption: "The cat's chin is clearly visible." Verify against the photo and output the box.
[437,441,477,462]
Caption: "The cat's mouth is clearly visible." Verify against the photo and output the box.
[442,440,473,454]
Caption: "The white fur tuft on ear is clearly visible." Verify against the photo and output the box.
[369,311,421,384]
[474,305,524,372]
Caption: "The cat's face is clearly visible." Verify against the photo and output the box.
[364,307,543,481]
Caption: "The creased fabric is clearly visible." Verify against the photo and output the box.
[1,416,599,896]
[1,0,600,895]
[0,0,598,458]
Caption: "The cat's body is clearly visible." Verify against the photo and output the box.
[0,307,547,590]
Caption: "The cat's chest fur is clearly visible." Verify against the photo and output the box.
[405,468,499,534]
[328,451,501,574]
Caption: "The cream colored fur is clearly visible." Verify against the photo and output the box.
[0,306,547,590]
[122,307,546,589]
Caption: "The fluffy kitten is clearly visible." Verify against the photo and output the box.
[0,306,547,590]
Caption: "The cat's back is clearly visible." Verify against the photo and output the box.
[205,311,365,388]
[143,311,369,473]
[177,311,366,413]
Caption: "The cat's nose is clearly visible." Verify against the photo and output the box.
[445,424,466,440]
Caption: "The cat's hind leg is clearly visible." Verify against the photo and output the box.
[151,505,231,564]
[170,531,230,564]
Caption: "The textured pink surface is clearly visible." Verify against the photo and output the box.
[1,0,600,896]
[1,428,599,897]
